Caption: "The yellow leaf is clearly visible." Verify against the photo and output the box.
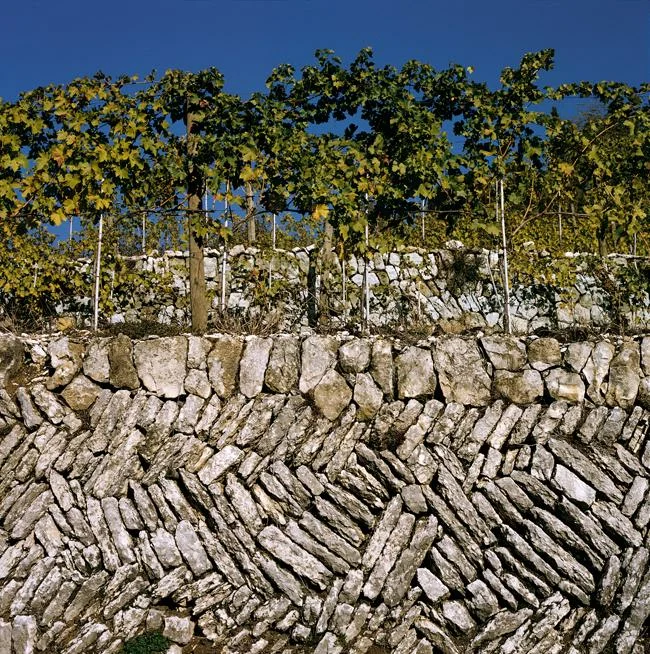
[312,204,329,221]
[558,162,574,176]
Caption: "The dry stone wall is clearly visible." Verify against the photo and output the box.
[1,331,650,652]
[114,244,650,333]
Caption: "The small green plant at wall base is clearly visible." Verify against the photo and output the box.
[121,631,170,654]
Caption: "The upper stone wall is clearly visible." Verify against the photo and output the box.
[103,244,650,333]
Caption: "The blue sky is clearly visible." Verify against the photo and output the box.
[2,0,648,103]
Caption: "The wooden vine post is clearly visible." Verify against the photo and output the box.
[186,110,208,333]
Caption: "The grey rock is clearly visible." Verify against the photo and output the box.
[466,579,499,620]
[83,338,111,383]
[396,347,436,399]
[370,339,394,397]
[434,337,491,406]
[416,568,449,603]
[481,335,527,371]
[545,369,585,403]
[494,369,543,405]
[584,341,615,404]
[11,615,38,654]
[15,388,42,430]
[0,334,23,388]
[363,512,415,600]
[60,374,101,411]
[133,336,187,398]
[606,342,640,409]
[184,369,212,399]
[265,335,300,393]
[528,337,561,371]
[198,445,244,485]
[150,528,183,568]
[175,520,212,576]
[442,600,476,632]
[163,616,195,645]
[108,334,140,390]
[46,337,84,389]
[207,335,243,398]
[622,476,649,517]
[553,464,596,506]
[30,384,65,424]
[339,339,371,373]
[101,497,136,565]
[353,373,383,420]
[548,438,622,503]
[382,515,437,607]
[565,341,593,373]
[299,336,338,395]
[240,337,273,398]
[313,370,352,421]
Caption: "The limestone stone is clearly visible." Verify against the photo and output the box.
[527,337,561,371]
[353,373,383,420]
[12,615,38,654]
[564,341,592,373]
[150,528,183,568]
[545,369,585,403]
[46,338,84,389]
[641,337,650,376]
[416,568,449,603]
[370,339,394,397]
[183,369,212,399]
[175,520,212,576]
[396,347,436,399]
[299,336,338,394]
[0,335,23,388]
[442,600,476,632]
[606,342,641,409]
[434,337,491,406]
[494,369,543,405]
[133,336,187,398]
[312,370,352,421]
[584,341,615,404]
[207,335,243,398]
[265,335,300,393]
[638,378,650,409]
[553,465,596,506]
[83,338,111,383]
[239,337,273,398]
[339,339,371,373]
[61,374,101,411]
[481,335,527,371]
[108,334,140,390]
[163,616,195,645]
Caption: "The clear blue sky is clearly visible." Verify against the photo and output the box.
[1,0,648,103]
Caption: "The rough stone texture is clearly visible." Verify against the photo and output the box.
[481,336,527,371]
[239,337,273,398]
[494,369,544,405]
[545,369,585,403]
[207,335,243,398]
[606,342,641,409]
[527,338,562,371]
[133,337,188,398]
[396,347,437,399]
[61,374,101,411]
[0,335,23,388]
[1,331,650,654]
[434,337,491,406]
[312,370,352,421]
[108,334,140,390]
[299,336,338,395]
